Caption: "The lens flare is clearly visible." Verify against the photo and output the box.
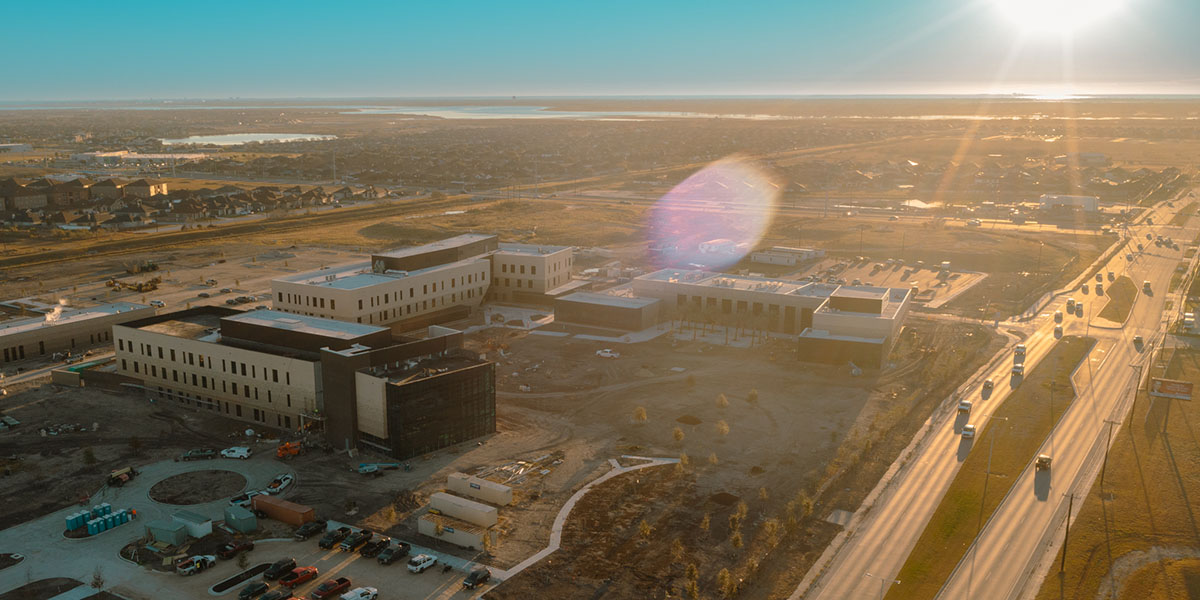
[647,156,779,271]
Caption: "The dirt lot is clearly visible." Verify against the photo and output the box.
[148,470,245,505]
[483,316,1005,598]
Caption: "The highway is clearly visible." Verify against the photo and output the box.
[793,198,1194,600]
[939,200,1200,600]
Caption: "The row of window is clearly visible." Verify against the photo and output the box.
[123,357,296,409]
[152,386,293,428]
[1,330,111,364]
[118,337,291,385]
[499,263,537,275]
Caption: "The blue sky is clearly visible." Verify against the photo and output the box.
[3,0,1198,100]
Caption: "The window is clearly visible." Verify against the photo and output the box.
[531,266,537,275]
[240,364,246,376]
[320,298,325,308]
[236,405,242,417]
[517,280,522,288]
[520,265,526,274]
[272,369,278,383]
[330,299,336,310]
[358,299,363,310]
[170,349,176,361]
[157,347,163,359]
[278,292,283,302]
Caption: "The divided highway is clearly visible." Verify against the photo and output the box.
[794,198,1195,600]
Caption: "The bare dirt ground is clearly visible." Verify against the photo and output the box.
[0,578,82,600]
[148,470,245,505]
[482,316,1005,598]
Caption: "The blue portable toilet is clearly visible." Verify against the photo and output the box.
[106,515,115,528]
[120,511,130,524]
[71,512,84,529]
[86,519,98,535]
[101,503,111,516]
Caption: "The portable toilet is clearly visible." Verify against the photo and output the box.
[121,511,131,524]
[86,519,98,536]
[73,512,86,529]
[100,503,111,516]
[106,514,116,529]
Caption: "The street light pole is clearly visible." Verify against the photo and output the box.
[978,414,1009,533]
[1101,418,1120,487]
[1060,493,1077,573]
[864,572,900,600]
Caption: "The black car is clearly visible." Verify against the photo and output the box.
[359,537,390,558]
[377,542,411,565]
[238,582,270,599]
[318,527,351,549]
[263,557,297,580]
[260,591,293,600]
[339,530,372,552]
[463,568,491,589]
[294,521,327,540]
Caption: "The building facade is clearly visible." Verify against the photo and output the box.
[0,302,155,365]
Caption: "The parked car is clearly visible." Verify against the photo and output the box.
[229,490,265,508]
[337,588,378,600]
[595,349,620,359]
[407,553,436,573]
[176,448,217,461]
[1054,324,1063,336]
[359,537,390,558]
[340,530,373,552]
[311,577,352,599]
[259,591,294,600]
[238,582,271,599]
[263,557,297,580]
[176,555,216,575]
[221,446,252,459]
[463,568,492,589]
[293,520,326,540]
[217,540,254,559]
[982,378,993,390]
[198,292,211,298]
[266,473,295,495]
[318,527,351,549]
[377,542,411,565]
[279,566,319,588]
[961,424,977,439]
[220,288,233,293]
[226,298,240,305]
[1011,364,1025,376]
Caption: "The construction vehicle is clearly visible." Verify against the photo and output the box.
[108,466,139,487]
[276,441,304,459]
[357,463,402,476]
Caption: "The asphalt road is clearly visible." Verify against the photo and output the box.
[795,197,1194,600]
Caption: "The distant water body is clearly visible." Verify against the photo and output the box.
[159,133,336,146]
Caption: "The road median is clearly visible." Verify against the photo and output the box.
[886,335,1096,600]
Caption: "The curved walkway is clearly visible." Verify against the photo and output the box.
[495,455,679,581]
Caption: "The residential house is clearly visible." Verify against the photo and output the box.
[123,179,167,198]
[89,179,126,200]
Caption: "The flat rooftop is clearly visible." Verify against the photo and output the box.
[139,313,223,341]
[798,328,887,344]
[375,354,486,385]
[222,309,388,340]
[276,256,488,289]
[496,242,571,256]
[372,233,495,260]
[637,269,839,299]
[0,302,151,338]
[831,286,889,300]
[558,291,660,309]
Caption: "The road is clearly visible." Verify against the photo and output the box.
[939,200,1200,600]
[793,197,1193,600]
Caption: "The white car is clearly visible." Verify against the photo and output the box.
[958,399,972,412]
[149,300,166,308]
[266,473,295,495]
[407,553,436,573]
[176,555,216,575]
[229,490,265,508]
[220,446,252,460]
[961,424,977,439]
[595,349,620,359]
[339,587,380,600]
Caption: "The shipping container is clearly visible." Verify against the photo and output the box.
[447,473,513,506]
[251,494,315,526]
[429,492,498,527]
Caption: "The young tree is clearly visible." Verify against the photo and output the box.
[747,388,759,404]
[716,393,728,409]
[686,563,699,582]
[671,538,684,562]
[639,520,653,539]
[673,427,685,443]
[718,568,736,597]
[758,487,769,502]
[82,447,97,466]
[716,420,730,437]
[699,514,711,532]
[736,501,749,521]
[679,452,690,466]
[708,452,719,466]
[633,406,648,423]
[730,530,743,550]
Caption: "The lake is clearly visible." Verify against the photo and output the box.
[159,133,336,146]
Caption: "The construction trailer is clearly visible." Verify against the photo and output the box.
[418,513,494,550]
[145,520,188,546]
[428,492,498,527]
[172,510,212,538]
[223,505,257,533]
[447,473,512,506]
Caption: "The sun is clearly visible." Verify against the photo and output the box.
[991,0,1126,35]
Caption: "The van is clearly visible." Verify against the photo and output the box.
[1066,298,1075,312]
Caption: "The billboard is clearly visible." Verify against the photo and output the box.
[1149,378,1194,400]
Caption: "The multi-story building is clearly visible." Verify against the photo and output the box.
[632,269,911,367]
[112,307,496,457]
[271,234,573,330]
[0,302,155,365]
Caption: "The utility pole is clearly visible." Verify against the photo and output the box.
[1101,418,1120,486]
[1060,493,1076,573]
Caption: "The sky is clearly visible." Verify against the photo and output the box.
[3,0,1198,100]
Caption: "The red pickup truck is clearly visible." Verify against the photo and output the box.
[310,577,351,599]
